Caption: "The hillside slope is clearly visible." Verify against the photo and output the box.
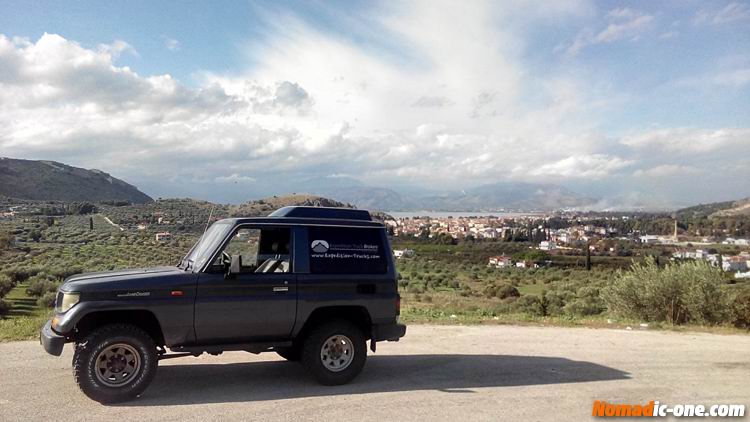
[0,157,152,203]
[230,194,390,221]
[676,197,750,218]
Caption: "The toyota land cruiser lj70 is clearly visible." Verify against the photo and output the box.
[40,206,406,403]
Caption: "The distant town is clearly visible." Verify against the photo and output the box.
[389,214,750,277]
[1,196,749,278]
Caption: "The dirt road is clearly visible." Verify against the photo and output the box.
[1,325,748,421]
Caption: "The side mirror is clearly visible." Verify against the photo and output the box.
[227,254,242,277]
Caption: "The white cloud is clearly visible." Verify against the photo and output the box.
[563,8,654,56]
[0,2,747,205]
[633,164,699,177]
[214,173,256,183]
[621,128,750,153]
[695,2,750,25]
[164,37,180,51]
[528,154,633,179]
[606,8,639,19]
[97,39,138,59]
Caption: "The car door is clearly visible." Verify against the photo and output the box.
[194,225,297,343]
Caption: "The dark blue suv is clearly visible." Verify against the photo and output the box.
[41,206,406,403]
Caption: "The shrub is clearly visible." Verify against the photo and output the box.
[37,292,57,309]
[0,299,10,316]
[515,295,545,316]
[564,286,605,316]
[26,276,58,298]
[0,275,15,297]
[484,283,520,299]
[731,288,750,329]
[602,258,729,325]
[543,290,566,316]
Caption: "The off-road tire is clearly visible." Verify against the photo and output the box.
[73,324,158,404]
[301,320,366,385]
[276,345,302,361]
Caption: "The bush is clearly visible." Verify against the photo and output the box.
[602,258,729,325]
[0,275,15,297]
[26,276,58,298]
[515,295,545,316]
[37,292,57,309]
[731,288,750,329]
[564,286,605,316]
[484,283,520,299]
[0,299,10,316]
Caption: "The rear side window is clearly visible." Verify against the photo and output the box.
[308,226,387,274]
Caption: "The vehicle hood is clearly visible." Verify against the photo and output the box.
[62,266,194,293]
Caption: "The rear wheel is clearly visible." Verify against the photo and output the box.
[301,320,366,385]
[73,324,158,404]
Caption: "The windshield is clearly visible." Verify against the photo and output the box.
[181,221,233,271]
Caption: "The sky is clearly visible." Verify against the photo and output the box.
[0,0,748,207]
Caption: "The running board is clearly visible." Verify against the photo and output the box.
[170,341,293,356]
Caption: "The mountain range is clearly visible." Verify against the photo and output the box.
[311,182,597,211]
[3,157,748,214]
[0,157,152,204]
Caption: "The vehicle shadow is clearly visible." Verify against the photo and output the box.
[121,354,630,406]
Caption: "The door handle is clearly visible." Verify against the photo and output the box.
[273,286,289,292]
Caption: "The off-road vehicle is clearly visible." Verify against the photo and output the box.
[40,206,406,403]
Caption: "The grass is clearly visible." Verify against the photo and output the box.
[399,306,750,335]
[516,282,546,296]
[0,283,52,341]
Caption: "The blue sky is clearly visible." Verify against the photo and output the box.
[0,0,748,208]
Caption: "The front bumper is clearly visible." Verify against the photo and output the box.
[372,322,407,342]
[40,321,65,356]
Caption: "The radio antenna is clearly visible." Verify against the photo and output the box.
[203,205,216,234]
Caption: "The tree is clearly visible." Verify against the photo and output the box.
[28,229,42,242]
[585,241,591,271]
[0,231,14,250]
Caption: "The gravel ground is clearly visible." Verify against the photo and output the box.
[0,325,748,421]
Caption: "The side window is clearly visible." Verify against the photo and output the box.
[211,227,292,273]
[308,227,387,274]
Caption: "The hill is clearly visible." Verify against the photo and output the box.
[316,182,596,211]
[229,194,353,217]
[677,197,750,219]
[0,157,152,204]
[232,194,392,221]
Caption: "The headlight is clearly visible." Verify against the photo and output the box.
[56,292,80,313]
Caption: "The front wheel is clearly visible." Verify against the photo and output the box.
[301,320,367,385]
[73,324,158,403]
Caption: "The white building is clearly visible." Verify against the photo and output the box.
[488,256,512,268]
[639,235,660,244]
[155,232,172,242]
[393,249,415,259]
[539,241,557,251]
[723,256,749,272]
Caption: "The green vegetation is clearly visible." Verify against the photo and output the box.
[1,197,749,342]
[603,258,729,325]
[392,240,749,332]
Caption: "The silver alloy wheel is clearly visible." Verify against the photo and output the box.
[320,334,354,372]
[94,343,142,387]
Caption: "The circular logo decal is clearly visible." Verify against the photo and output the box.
[311,240,329,253]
